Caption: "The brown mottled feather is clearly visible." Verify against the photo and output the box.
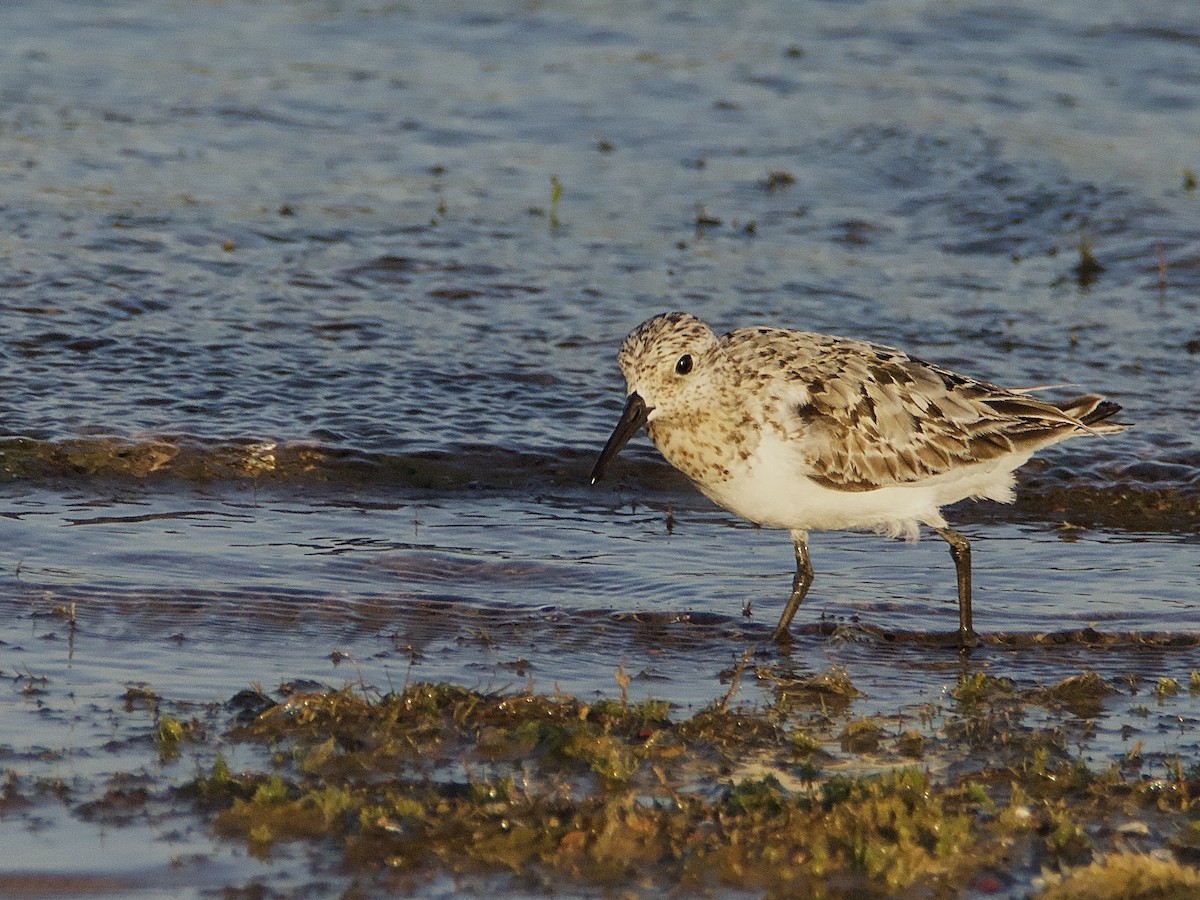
[718,327,1124,492]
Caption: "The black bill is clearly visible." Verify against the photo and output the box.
[590,391,651,484]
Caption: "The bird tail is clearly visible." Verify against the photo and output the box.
[1055,394,1128,434]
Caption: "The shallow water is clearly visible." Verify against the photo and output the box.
[2,0,1200,894]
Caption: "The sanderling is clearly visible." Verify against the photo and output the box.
[590,312,1127,647]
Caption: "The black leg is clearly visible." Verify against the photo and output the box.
[772,531,813,643]
[935,526,975,647]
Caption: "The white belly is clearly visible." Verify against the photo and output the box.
[691,430,1028,539]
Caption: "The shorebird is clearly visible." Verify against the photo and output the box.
[591,312,1127,646]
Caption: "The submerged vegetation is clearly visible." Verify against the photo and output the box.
[160,667,1200,896]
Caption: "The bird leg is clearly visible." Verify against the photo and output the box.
[934,526,975,647]
[772,530,813,643]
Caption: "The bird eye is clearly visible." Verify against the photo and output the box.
[675,354,693,375]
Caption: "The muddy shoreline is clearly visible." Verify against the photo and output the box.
[7,663,1200,898]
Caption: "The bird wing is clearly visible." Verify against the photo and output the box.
[724,328,1093,492]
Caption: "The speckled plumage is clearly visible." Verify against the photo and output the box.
[591,311,1127,646]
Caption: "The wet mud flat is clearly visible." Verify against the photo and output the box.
[0,438,1198,896]
[9,585,1200,898]
[6,665,1200,899]
[0,399,1197,900]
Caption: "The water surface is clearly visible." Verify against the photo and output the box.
[2,0,1199,895]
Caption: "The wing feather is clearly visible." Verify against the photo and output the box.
[721,327,1120,492]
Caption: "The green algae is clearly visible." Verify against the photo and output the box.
[839,718,883,754]
[162,666,1200,896]
[3,434,1198,536]
[1155,677,1182,702]
[177,679,1003,894]
[1032,671,1117,718]
[1042,852,1200,900]
[950,671,1016,712]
